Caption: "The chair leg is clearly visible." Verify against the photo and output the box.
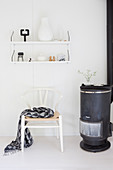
[21,115,25,152]
[59,115,63,152]
[56,120,59,139]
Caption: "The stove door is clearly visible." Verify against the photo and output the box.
[80,120,103,137]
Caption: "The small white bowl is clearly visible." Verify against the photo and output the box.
[37,56,48,61]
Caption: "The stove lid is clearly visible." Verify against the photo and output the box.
[80,84,111,93]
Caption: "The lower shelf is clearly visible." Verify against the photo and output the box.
[11,61,71,64]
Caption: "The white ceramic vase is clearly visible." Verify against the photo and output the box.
[38,17,53,41]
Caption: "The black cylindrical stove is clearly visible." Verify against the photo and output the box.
[80,84,112,152]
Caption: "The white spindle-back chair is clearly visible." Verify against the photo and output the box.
[21,87,63,152]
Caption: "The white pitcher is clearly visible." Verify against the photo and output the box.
[38,17,53,41]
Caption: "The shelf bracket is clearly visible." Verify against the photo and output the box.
[11,50,15,62]
[10,31,14,42]
[67,31,70,41]
[67,49,70,62]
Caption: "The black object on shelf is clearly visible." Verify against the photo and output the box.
[17,52,24,61]
[80,84,112,152]
[20,29,29,42]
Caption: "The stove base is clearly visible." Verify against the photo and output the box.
[80,140,111,152]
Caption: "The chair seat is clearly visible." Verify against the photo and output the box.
[25,111,59,121]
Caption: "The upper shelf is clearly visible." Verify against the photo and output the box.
[10,40,70,45]
[10,30,71,45]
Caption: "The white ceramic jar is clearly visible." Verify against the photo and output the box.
[38,17,53,41]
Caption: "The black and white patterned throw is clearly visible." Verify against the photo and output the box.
[4,107,54,155]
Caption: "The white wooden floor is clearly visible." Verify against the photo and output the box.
[0,136,113,170]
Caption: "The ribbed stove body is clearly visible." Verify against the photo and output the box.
[80,85,112,152]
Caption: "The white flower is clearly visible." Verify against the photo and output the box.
[78,69,96,83]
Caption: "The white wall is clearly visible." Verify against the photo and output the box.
[0,0,107,136]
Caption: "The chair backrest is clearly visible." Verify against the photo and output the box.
[22,87,63,111]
